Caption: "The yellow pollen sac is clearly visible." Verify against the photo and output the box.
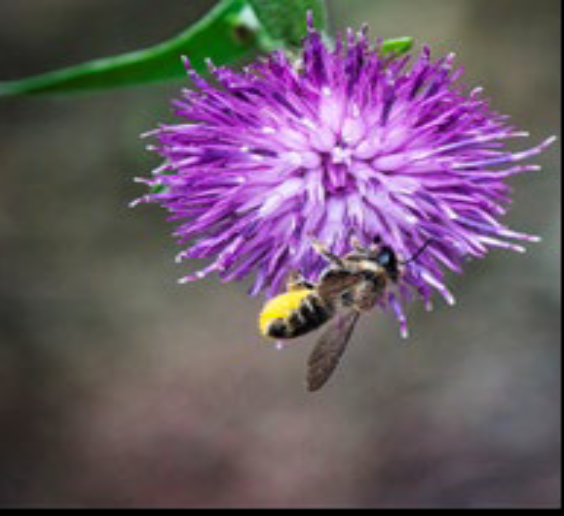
[259,290,312,337]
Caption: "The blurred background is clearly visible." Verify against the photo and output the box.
[0,0,560,508]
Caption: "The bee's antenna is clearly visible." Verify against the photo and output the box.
[400,239,433,265]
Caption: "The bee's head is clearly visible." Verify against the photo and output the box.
[345,236,431,282]
[345,236,400,281]
[373,246,400,282]
[369,237,433,282]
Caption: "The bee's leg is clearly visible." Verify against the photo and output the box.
[287,270,314,292]
[310,238,345,268]
[396,260,407,280]
[350,234,364,253]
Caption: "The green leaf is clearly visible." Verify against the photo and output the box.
[247,0,328,50]
[150,184,169,195]
[0,0,261,96]
[381,37,414,57]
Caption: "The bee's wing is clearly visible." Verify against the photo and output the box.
[306,309,361,392]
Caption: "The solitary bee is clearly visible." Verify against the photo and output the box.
[259,237,429,391]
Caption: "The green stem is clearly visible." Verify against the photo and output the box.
[0,0,259,96]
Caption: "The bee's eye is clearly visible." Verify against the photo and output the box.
[377,250,391,266]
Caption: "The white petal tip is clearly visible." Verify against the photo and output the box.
[178,276,197,284]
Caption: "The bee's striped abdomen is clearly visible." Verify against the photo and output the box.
[259,291,333,339]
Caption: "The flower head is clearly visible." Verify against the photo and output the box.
[135,19,554,335]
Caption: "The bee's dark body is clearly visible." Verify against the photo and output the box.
[259,237,429,391]
[260,241,401,341]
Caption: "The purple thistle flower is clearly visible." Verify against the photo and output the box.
[134,19,554,337]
